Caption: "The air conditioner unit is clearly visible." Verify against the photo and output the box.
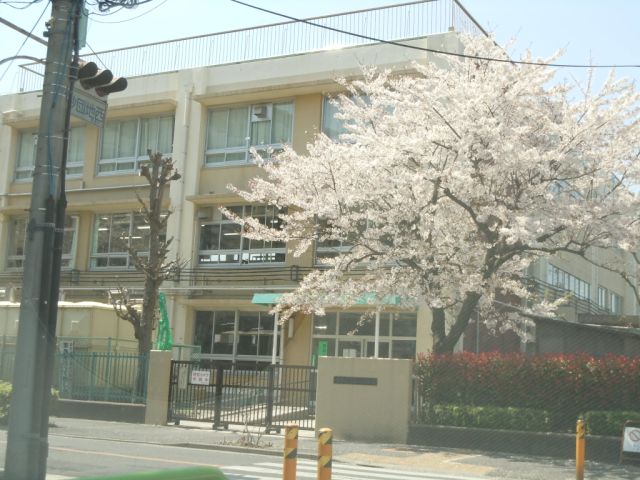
[251,104,271,121]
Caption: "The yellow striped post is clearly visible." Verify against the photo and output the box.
[576,418,585,480]
[283,424,299,480]
[317,427,333,480]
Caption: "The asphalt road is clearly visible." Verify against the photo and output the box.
[0,432,485,480]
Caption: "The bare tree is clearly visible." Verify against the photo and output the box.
[111,151,181,359]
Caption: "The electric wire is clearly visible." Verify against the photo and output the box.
[89,0,168,23]
[0,0,43,10]
[230,0,640,69]
[0,0,49,84]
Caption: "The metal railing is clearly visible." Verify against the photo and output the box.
[526,277,610,318]
[15,0,487,92]
[55,351,148,404]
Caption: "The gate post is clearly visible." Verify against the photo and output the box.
[144,350,173,425]
[212,365,225,429]
[264,365,275,433]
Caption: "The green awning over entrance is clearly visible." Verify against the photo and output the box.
[251,293,283,305]
[355,293,402,305]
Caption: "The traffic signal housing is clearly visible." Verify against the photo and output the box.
[76,60,127,97]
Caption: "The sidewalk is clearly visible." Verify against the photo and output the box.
[48,417,640,480]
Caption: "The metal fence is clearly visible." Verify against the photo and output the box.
[168,361,317,431]
[55,351,148,404]
[16,0,487,92]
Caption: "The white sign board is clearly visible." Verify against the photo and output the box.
[190,369,211,386]
[623,426,640,453]
[70,88,106,127]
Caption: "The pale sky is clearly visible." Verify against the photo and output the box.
[0,0,639,95]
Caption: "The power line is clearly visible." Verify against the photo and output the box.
[0,0,49,84]
[89,0,168,23]
[230,0,640,69]
[0,0,44,10]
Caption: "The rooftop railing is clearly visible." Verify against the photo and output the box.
[16,0,486,93]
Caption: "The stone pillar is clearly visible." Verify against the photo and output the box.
[144,350,172,425]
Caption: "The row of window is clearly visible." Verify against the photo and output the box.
[5,205,351,269]
[14,97,336,181]
[597,286,624,314]
[311,311,418,361]
[546,264,591,300]
[193,310,419,362]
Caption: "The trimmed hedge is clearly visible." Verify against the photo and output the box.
[584,410,640,437]
[415,352,640,432]
[0,382,59,425]
[426,404,551,432]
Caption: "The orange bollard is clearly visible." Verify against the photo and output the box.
[576,418,585,480]
[283,424,298,480]
[317,428,332,480]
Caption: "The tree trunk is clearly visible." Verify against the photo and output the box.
[431,292,482,354]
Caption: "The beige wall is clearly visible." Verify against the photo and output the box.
[316,357,412,443]
[0,302,135,349]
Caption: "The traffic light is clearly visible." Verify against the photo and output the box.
[76,60,127,97]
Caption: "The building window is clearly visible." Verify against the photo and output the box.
[597,286,608,310]
[99,115,174,174]
[205,102,293,165]
[194,310,276,360]
[15,127,85,180]
[15,130,36,180]
[322,96,350,141]
[546,264,590,300]
[610,292,623,314]
[90,213,156,268]
[7,215,78,269]
[198,205,286,265]
[66,126,86,177]
[311,311,417,363]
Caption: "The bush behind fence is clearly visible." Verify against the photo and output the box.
[414,352,640,432]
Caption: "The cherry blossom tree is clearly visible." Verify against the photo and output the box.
[229,36,640,353]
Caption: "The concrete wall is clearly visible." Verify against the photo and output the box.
[144,350,172,425]
[316,357,411,443]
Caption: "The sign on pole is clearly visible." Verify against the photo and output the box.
[70,87,106,127]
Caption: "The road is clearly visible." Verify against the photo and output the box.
[0,432,484,480]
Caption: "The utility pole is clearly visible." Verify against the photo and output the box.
[4,1,79,479]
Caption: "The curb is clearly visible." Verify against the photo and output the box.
[172,442,318,460]
[48,432,319,461]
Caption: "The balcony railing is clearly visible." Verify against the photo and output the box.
[15,0,487,93]
[526,277,610,318]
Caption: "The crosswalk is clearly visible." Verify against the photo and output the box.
[223,459,483,480]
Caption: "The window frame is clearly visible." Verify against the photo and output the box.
[15,127,86,182]
[89,212,153,269]
[6,215,78,270]
[98,115,175,175]
[197,205,286,266]
[311,311,418,363]
[193,310,278,362]
[204,101,294,167]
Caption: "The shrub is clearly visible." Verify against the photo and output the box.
[584,411,640,437]
[414,352,640,432]
[0,381,11,424]
[426,404,551,432]
[0,383,60,425]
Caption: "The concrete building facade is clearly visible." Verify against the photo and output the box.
[0,1,636,364]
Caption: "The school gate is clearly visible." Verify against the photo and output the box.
[167,360,317,431]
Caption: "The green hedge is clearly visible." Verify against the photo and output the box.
[0,382,59,425]
[415,352,640,431]
[426,404,552,432]
[584,410,640,436]
[0,381,11,424]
